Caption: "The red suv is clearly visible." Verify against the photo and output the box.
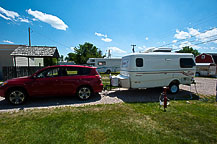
[0,65,103,105]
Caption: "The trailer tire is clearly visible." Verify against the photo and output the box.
[169,83,179,94]
[195,72,200,77]
[106,70,111,74]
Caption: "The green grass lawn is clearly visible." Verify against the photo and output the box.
[0,98,216,144]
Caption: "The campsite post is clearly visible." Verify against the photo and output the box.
[163,87,168,112]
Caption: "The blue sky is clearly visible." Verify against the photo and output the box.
[1,0,217,58]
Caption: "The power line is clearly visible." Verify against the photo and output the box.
[31,29,72,49]
[193,38,217,46]
[154,12,217,42]
[173,37,217,51]
[157,27,217,48]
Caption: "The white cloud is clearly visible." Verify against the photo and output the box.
[188,28,200,36]
[101,37,112,42]
[196,28,217,43]
[0,6,31,23]
[174,29,190,39]
[95,32,107,37]
[3,40,14,44]
[174,27,217,46]
[145,37,149,40]
[0,13,11,20]
[27,9,68,31]
[19,18,30,23]
[32,18,38,21]
[108,47,126,54]
[172,40,177,43]
[95,32,112,42]
[0,7,19,19]
[138,45,146,50]
[178,41,200,50]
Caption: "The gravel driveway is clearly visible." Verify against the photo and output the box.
[0,77,216,112]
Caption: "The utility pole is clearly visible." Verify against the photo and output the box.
[108,49,111,58]
[131,44,136,53]
[28,27,31,75]
[28,27,31,46]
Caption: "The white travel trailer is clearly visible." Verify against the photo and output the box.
[111,52,196,94]
[196,63,216,77]
[87,58,121,73]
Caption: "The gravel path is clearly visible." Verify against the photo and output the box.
[0,77,216,112]
[180,77,217,96]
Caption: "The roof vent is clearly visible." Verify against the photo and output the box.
[144,48,172,53]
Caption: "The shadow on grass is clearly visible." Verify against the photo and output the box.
[0,93,101,111]
[106,88,199,103]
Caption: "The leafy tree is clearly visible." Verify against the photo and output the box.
[59,55,64,62]
[65,42,105,64]
[44,58,58,66]
[177,46,200,57]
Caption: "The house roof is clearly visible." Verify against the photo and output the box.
[10,46,60,58]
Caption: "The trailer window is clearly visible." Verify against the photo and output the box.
[122,59,129,68]
[180,58,195,68]
[136,58,143,67]
[98,61,106,66]
[90,59,95,62]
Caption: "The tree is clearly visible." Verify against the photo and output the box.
[59,55,64,62]
[177,46,200,57]
[65,42,105,64]
[44,58,58,66]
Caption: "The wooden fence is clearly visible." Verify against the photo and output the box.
[2,66,44,81]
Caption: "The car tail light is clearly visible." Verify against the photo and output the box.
[95,75,102,84]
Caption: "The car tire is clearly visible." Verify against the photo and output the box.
[76,86,92,100]
[169,83,179,94]
[6,89,27,105]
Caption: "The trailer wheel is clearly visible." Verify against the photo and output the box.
[195,72,200,77]
[169,83,179,94]
[106,70,111,74]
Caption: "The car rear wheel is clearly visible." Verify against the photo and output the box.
[77,86,92,100]
[6,89,27,105]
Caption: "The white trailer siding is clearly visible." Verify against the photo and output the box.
[196,63,216,76]
[87,58,121,73]
[116,52,196,89]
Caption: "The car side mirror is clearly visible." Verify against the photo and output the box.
[32,74,37,79]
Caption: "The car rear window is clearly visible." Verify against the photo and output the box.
[64,67,91,76]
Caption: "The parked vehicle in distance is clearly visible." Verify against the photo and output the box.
[87,58,121,74]
[0,65,103,105]
[196,63,216,77]
[111,51,196,94]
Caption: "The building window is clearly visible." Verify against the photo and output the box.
[180,58,196,68]
[98,61,106,66]
[136,58,143,67]
[201,55,205,59]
